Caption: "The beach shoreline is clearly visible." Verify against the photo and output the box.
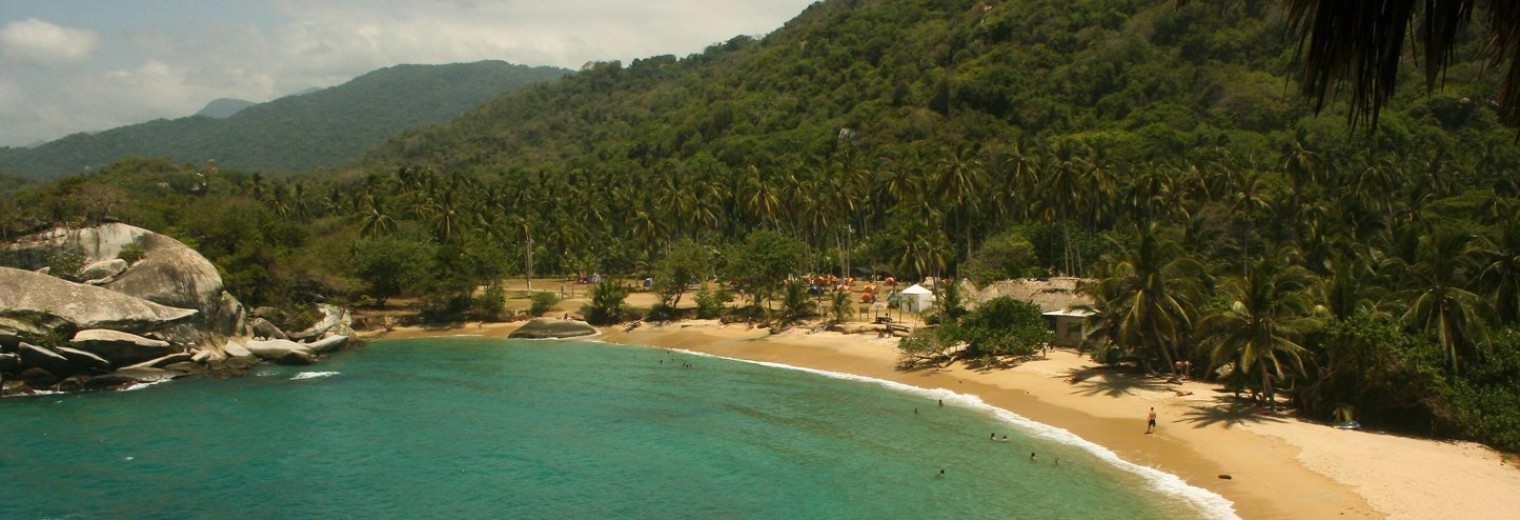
[378,319,1520,520]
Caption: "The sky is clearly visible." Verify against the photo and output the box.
[0,0,816,148]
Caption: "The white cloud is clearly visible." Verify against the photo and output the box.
[0,18,99,65]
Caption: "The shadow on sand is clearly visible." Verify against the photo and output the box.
[1062,365,1170,398]
[1176,396,1289,429]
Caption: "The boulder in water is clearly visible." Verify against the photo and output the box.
[125,352,194,370]
[508,318,598,339]
[244,339,316,365]
[56,346,113,373]
[68,329,175,366]
[222,340,254,359]
[249,318,287,340]
[18,342,75,376]
[288,304,352,341]
[305,335,348,354]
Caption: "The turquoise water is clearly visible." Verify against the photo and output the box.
[0,339,1228,519]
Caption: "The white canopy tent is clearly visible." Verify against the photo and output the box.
[898,284,935,313]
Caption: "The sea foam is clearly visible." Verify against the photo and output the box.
[290,371,340,381]
[671,348,1240,520]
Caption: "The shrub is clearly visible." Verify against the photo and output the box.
[117,243,147,264]
[474,285,507,320]
[582,279,631,325]
[949,296,1051,357]
[529,291,561,317]
[46,247,88,280]
[695,285,732,319]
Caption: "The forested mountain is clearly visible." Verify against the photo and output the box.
[0,61,569,178]
[8,0,1520,451]
[194,98,256,119]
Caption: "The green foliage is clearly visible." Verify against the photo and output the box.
[723,230,807,308]
[116,242,146,264]
[780,282,816,322]
[1450,331,1520,452]
[474,285,507,320]
[962,229,1038,287]
[935,280,969,324]
[347,235,434,307]
[948,296,1052,358]
[529,291,561,317]
[45,246,87,280]
[828,290,855,324]
[898,328,952,360]
[653,238,711,308]
[583,279,632,325]
[694,285,732,319]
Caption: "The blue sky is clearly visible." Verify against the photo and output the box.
[0,0,814,147]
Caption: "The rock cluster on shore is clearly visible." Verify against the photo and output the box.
[0,223,354,396]
[507,318,598,339]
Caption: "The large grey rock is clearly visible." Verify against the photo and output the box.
[0,267,197,333]
[0,352,19,373]
[289,304,351,341]
[3,224,245,340]
[0,316,47,349]
[68,329,175,366]
[305,335,349,354]
[508,318,598,339]
[83,367,184,391]
[244,339,316,365]
[18,342,74,376]
[222,340,254,359]
[250,318,287,340]
[124,352,194,370]
[102,231,237,336]
[79,258,128,282]
[56,346,113,373]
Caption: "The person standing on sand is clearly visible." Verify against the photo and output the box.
[1146,407,1157,434]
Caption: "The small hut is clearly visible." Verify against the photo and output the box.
[1042,308,1095,347]
[899,284,935,313]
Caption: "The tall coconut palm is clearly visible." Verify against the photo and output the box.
[1084,223,1207,371]
[1243,0,1520,126]
[1199,254,1322,405]
[359,194,396,238]
[1478,218,1520,325]
[1399,227,1495,371]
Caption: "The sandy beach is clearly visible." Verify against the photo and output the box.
[378,319,1520,520]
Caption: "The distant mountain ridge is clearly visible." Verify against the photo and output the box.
[0,61,570,178]
[194,98,257,119]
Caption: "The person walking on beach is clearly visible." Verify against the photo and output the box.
[1146,407,1157,434]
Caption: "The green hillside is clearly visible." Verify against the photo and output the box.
[7,0,1520,452]
[0,61,569,178]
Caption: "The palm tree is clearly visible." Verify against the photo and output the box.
[1084,223,1206,371]
[1199,255,1322,406]
[1239,0,1520,126]
[1399,227,1494,371]
[359,195,396,238]
[1479,219,1520,326]
[828,289,855,325]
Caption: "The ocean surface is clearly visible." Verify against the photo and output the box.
[0,339,1233,519]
